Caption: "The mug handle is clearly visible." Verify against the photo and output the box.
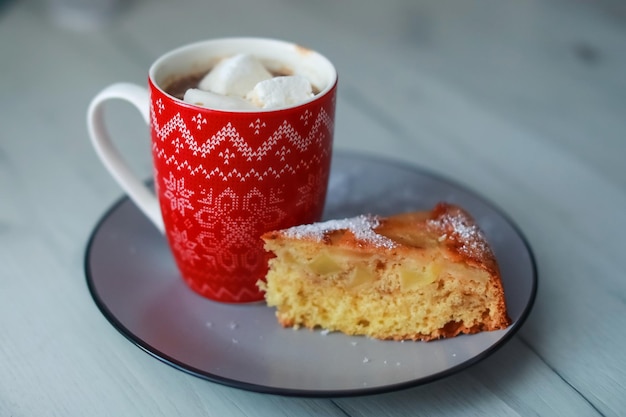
[86,83,164,233]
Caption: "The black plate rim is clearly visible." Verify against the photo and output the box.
[84,150,538,398]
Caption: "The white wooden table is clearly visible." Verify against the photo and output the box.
[1,0,625,415]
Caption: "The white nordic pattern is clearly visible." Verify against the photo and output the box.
[156,98,165,114]
[163,172,194,216]
[296,173,326,211]
[300,109,312,126]
[192,113,207,130]
[249,118,267,135]
[150,101,333,180]
[152,96,332,301]
[170,227,200,264]
[192,186,288,244]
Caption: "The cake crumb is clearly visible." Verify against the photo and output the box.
[363,357,370,363]
[229,321,238,330]
[320,329,330,336]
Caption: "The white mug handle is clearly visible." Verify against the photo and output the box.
[86,83,164,233]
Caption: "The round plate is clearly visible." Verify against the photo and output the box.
[85,151,537,397]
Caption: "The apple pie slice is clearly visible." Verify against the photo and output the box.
[259,203,511,341]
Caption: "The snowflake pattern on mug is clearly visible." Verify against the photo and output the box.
[149,82,335,302]
[170,226,200,264]
[163,172,194,216]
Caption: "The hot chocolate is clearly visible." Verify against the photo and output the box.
[163,54,318,110]
[164,71,205,100]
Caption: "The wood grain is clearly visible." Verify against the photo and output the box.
[1,0,624,415]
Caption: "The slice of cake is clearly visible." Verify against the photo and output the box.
[258,203,511,341]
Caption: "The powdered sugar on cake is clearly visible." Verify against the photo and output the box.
[427,206,493,261]
[283,215,397,249]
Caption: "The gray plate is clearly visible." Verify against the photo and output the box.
[85,151,536,397]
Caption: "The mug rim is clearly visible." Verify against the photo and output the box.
[148,37,338,113]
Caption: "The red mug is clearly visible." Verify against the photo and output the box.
[87,38,337,302]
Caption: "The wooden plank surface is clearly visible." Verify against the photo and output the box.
[1,0,625,415]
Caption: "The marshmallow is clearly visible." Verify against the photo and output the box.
[198,54,272,97]
[246,75,314,109]
[183,88,258,111]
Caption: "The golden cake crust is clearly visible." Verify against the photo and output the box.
[260,202,511,341]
